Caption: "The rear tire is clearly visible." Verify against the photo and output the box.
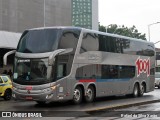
[85,86,95,103]
[139,84,145,97]
[73,86,82,104]
[3,89,12,101]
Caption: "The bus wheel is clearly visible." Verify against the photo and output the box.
[139,84,145,97]
[73,86,82,104]
[132,84,139,97]
[85,86,95,103]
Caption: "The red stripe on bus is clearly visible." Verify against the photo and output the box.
[79,79,96,82]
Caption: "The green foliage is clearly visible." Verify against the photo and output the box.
[99,24,146,40]
[99,24,106,32]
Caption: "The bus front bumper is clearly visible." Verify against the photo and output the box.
[12,89,57,102]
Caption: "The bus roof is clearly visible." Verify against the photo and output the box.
[26,26,153,45]
[28,26,82,31]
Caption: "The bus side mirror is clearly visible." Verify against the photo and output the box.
[48,48,73,66]
[59,48,73,55]
[3,50,16,66]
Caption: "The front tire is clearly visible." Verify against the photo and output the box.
[73,86,82,104]
[3,89,12,101]
[85,86,95,103]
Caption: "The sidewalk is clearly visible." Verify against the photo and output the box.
[84,89,160,112]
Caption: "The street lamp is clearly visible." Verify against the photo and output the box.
[44,0,46,27]
[148,22,160,41]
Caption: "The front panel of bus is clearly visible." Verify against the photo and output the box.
[12,28,81,102]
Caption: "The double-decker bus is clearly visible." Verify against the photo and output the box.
[12,27,155,104]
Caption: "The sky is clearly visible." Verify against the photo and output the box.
[98,0,160,48]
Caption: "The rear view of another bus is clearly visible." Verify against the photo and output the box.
[155,66,160,88]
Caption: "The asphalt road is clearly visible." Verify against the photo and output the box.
[0,88,160,120]
[88,98,160,120]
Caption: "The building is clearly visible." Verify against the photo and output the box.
[0,0,98,33]
[0,0,98,74]
[72,0,98,30]
[0,31,21,74]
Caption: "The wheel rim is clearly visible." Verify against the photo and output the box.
[141,85,144,94]
[73,89,81,102]
[86,88,93,100]
[134,86,138,96]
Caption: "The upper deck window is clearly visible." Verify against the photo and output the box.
[80,32,155,56]
[17,28,81,53]
[17,29,60,53]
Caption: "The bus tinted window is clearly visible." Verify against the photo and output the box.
[17,29,60,53]
[80,32,154,56]
[55,29,80,80]
[98,35,130,53]
[76,64,135,79]
[59,29,80,51]
[124,40,155,56]
[80,33,99,53]
[101,65,135,79]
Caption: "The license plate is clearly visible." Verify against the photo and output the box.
[26,96,33,100]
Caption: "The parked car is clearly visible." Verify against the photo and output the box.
[155,72,160,89]
[0,75,12,100]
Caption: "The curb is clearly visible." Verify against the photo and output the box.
[86,99,160,112]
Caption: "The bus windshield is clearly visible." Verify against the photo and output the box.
[14,28,81,85]
[13,58,53,85]
[17,29,61,53]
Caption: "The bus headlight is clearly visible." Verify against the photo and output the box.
[46,94,53,99]
[50,86,56,90]
[50,84,60,90]
[43,88,51,92]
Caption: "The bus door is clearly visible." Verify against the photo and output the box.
[56,62,68,100]
[57,63,67,78]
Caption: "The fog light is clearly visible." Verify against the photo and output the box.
[46,94,53,99]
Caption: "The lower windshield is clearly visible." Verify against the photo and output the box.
[13,58,52,85]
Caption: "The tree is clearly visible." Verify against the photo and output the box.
[99,24,106,32]
[99,24,146,40]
